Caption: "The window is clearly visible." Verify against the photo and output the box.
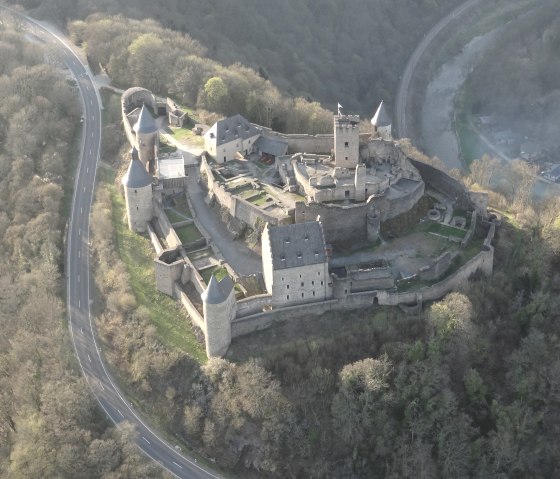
[313,291,315,297]
[287,284,289,290]
[287,295,290,300]
[345,156,348,161]
[301,293,304,298]
[318,271,320,276]
[321,281,324,286]
[312,281,315,286]
[297,253,302,259]
[301,282,304,287]
[344,141,349,147]
[223,156,226,161]
[134,189,137,194]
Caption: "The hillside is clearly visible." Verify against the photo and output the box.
[14,0,465,116]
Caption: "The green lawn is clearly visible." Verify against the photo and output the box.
[110,180,206,362]
[175,224,203,244]
[425,221,466,238]
[200,266,228,285]
[165,208,188,224]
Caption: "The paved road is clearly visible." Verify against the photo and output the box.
[0,7,224,479]
[394,0,482,140]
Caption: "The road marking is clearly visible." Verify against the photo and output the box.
[117,409,124,418]
[172,462,183,469]
[142,436,151,445]
[88,354,91,362]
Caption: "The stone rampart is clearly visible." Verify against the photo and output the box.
[461,211,477,248]
[419,252,453,281]
[410,159,472,209]
[174,281,204,330]
[235,294,273,318]
[260,127,333,154]
[146,222,163,255]
[153,200,182,249]
[231,299,339,338]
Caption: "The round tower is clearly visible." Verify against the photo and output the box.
[121,147,153,233]
[367,207,381,242]
[133,104,159,173]
[201,275,235,358]
[371,101,392,140]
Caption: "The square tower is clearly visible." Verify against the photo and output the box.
[334,114,360,168]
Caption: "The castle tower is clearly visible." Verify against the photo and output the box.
[334,110,360,169]
[121,147,153,233]
[371,101,392,140]
[201,274,236,357]
[133,104,159,173]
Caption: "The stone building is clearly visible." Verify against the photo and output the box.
[261,221,331,306]
[121,147,153,233]
[204,114,261,163]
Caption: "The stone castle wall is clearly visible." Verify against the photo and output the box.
[229,221,496,338]
[410,159,472,209]
[260,127,334,154]
[294,179,424,245]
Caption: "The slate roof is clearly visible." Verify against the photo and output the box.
[201,274,234,304]
[122,148,152,188]
[266,221,327,270]
[133,104,158,134]
[209,114,261,147]
[254,136,288,157]
[371,101,391,127]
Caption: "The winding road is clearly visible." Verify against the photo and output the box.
[394,0,482,140]
[0,7,224,479]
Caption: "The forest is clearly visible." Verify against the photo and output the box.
[1,0,560,477]
[465,1,560,147]
[0,17,165,478]
[9,0,466,116]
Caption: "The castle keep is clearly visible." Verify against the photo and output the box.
[120,88,495,359]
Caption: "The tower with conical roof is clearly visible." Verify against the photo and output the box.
[133,104,159,173]
[121,147,153,233]
[371,101,392,140]
[201,274,236,357]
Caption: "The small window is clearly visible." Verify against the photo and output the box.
[287,294,290,300]
[318,271,320,276]
[321,281,324,286]
[287,284,290,290]
[304,236,309,241]
[313,291,316,297]
[312,281,315,286]
[344,289,348,294]
[345,156,348,161]
[134,189,137,194]
[301,282,304,287]
[297,253,302,259]
[223,156,226,161]
[344,141,349,147]
[301,293,304,298]
[285,238,290,244]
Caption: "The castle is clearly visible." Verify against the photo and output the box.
[120,87,495,358]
